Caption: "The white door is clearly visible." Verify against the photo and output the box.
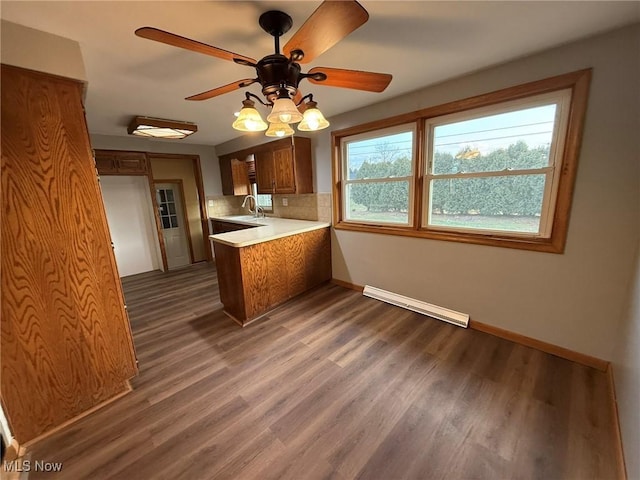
[156,183,190,269]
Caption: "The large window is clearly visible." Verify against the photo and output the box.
[332,69,591,252]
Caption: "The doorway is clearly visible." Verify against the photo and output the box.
[155,182,192,270]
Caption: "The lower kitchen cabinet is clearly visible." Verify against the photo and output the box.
[213,227,331,325]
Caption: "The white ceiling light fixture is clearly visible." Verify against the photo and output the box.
[128,116,197,139]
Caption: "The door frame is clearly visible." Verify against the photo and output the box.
[147,153,211,268]
[153,179,194,266]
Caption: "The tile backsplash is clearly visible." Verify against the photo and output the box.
[207,193,332,223]
[206,195,245,217]
[273,193,332,222]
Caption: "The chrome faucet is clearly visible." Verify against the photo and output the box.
[241,195,264,218]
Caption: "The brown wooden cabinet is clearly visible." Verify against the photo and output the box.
[220,137,313,196]
[94,149,148,175]
[254,137,312,194]
[211,219,258,234]
[1,65,138,445]
[219,154,251,196]
[213,227,331,325]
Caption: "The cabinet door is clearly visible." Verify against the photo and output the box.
[273,147,296,194]
[95,151,118,175]
[219,156,234,195]
[255,150,275,194]
[116,152,148,174]
[230,159,251,195]
[1,65,137,444]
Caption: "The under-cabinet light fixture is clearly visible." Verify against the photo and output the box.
[128,116,198,139]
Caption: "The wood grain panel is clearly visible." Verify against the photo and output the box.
[240,243,272,319]
[283,234,307,298]
[212,242,245,321]
[265,239,289,307]
[303,228,332,289]
[1,65,137,443]
[273,147,296,194]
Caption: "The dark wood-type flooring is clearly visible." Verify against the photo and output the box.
[26,263,620,479]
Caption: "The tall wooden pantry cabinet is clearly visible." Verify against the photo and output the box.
[1,64,138,445]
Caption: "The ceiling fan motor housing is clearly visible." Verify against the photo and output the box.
[257,54,301,101]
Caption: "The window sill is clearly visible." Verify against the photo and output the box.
[333,221,564,253]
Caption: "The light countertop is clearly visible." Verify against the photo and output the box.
[209,215,330,247]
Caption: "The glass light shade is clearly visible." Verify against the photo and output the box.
[298,107,330,131]
[267,97,303,124]
[232,106,267,132]
[265,121,294,138]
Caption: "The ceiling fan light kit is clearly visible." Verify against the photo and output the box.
[265,121,295,138]
[135,0,391,139]
[267,94,304,124]
[232,97,268,132]
[127,116,197,139]
[298,98,330,132]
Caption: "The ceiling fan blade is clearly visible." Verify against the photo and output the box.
[185,79,257,101]
[136,27,256,65]
[283,1,369,64]
[307,67,392,92]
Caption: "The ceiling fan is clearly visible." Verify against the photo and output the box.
[135,0,392,135]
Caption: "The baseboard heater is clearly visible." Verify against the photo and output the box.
[363,285,469,328]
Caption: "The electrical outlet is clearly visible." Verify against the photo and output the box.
[282,198,288,206]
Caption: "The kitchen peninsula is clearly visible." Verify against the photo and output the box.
[210,216,331,326]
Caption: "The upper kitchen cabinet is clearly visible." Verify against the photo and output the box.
[255,137,312,195]
[95,150,148,175]
[219,154,251,196]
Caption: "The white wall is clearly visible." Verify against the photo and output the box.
[613,241,640,480]
[90,134,221,196]
[100,176,161,277]
[1,20,87,83]
[318,24,640,361]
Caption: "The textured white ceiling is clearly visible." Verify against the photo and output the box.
[2,1,639,146]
